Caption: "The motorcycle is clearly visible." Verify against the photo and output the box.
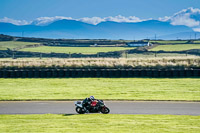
[75,100,110,114]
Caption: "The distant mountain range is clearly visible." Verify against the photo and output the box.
[0,19,198,40]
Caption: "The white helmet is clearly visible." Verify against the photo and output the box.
[90,96,95,100]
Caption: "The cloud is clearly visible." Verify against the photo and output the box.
[105,15,143,23]
[159,7,200,27]
[1,7,200,28]
[0,15,145,26]
[32,16,73,25]
[78,15,143,25]
[0,17,30,25]
[158,16,171,22]
[171,15,199,27]
[170,7,200,27]
[78,17,105,25]
[193,28,200,32]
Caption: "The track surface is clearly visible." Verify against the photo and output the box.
[0,101,200,115]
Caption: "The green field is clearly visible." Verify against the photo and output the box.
[0,78,200,101]
[150,44,200,51]
[0,114,199,133]
[0,41,40,50]
[123,53,197,58]
[150,40,188,44]
[20,46,135,54]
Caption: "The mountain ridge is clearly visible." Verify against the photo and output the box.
[0,19,195,39]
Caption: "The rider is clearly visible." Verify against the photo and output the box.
[82,96,95,112]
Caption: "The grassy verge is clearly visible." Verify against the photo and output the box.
[149,44,200,51]
[0,57,200,69]
[20,46,134,54]
[0,114,199,133]
[0,78,200,101]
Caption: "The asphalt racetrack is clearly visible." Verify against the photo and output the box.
[0,101,200,115]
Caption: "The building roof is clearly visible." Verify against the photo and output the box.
[127,42,149,44]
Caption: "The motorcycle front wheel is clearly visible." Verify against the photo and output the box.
[101,107,110,114]
[75,107,85,114]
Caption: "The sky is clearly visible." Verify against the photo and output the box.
[0,0,200,32]
[0,0,200,20]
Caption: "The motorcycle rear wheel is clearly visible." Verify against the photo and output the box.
[75,107,85,114]
[101,107,110,114]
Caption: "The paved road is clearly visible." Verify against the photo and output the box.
[0,101,200,115]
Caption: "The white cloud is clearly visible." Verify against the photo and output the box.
[0,15,145,26]
[193,28,200,32]
[158,16,171,22]
[171,7,200,27]
[160,7,200,27]
[78,17,105,25]
[171,14,199,27]
[78,15,143,25]
[105,15,142,23]
[0,17,30,25]
[32,16,73,25]
[1,7,200,28]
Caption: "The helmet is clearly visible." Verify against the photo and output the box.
[90,96,95,100]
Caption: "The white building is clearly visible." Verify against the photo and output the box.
[127,42,151,47]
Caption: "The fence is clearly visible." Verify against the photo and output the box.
[0,69,199,78]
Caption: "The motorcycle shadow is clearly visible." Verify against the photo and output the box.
[62,114,77,116]
[63,113,91,116]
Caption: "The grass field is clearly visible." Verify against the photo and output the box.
[20,46,135,54]
[150,44,200,51]
[150,40,188,44]
[0,41,40,50]
[0,114,199,133]
[123,53,197,58]
[0,78,200,101]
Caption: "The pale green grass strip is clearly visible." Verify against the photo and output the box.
[0,114,200,133]
[0,78,200,101]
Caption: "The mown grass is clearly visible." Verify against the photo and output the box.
[150,44,200,51]
[0,78,200,101]
[20,46,135,54]
[0,41,40,50]
[0,114,199,133]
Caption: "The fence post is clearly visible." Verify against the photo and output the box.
[40,53,42,59]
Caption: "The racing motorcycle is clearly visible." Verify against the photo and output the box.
[75,100,110,114]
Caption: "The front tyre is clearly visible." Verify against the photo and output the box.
[101,107,110,114]
[75,107,85,114]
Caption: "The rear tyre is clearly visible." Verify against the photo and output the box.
[101,107,110,114]
[76,107,85,114]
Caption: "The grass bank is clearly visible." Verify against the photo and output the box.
[0,78,200,101]
[0,114,199,133]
